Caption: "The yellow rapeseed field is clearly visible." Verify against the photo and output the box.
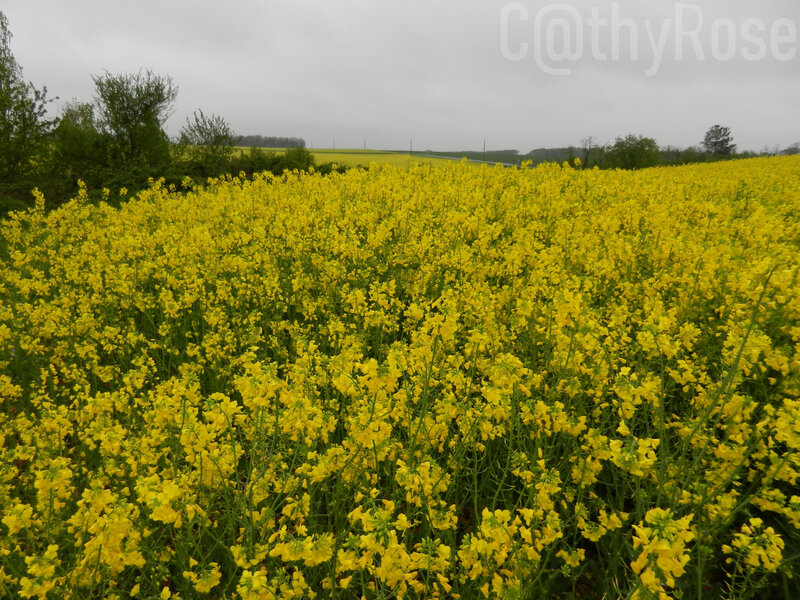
[1,157,799,599]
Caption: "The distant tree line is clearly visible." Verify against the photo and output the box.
[238,135,306,149]
[781,143,799,156]
[422,126,796,171]
[540,126,791,171]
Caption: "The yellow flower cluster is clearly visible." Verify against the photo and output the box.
[631,508,695,599]
[723,517,784,573]
[1,157,800,598]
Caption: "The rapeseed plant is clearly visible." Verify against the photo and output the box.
[1,157,800,598]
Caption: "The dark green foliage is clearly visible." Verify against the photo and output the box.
[604,134,660,170]
[42,94,174,209]
[228,146,316,178]
[0,11,55,181]
[675,146,708,165]
[659,146,709,166]
[281,146,315,171]
[315,162,351,176]
[702,125,736,157]
[238,135,305,148]
[782,143,799,156]
[526,147,579,165]
[580,137,599,169]
[176,109,238,176]
[0,11,57,215]
[50,100,109,187]
[233,147,280,174]
[92,70,177,168]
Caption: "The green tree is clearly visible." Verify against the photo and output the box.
[0,11,54,181]
[606,134,660,170]
[279,146,315,172]
[702,125,736,156]
[678,146,708,165]
[177,109,238,174]
[781,143,799,156]
[51,100,108,186]
[580,136,598,169]
[92,69,177,168]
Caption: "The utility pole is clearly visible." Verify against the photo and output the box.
[483,139,486,164]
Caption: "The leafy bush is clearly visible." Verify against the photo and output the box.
[604,134,660,170]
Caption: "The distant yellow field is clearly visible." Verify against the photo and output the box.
[236,147,455,168]
[311,149,453,168]
[311,149,452,167]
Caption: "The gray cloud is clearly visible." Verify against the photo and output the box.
[5,0,799,152]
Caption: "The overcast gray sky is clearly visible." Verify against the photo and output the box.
[3,1,799,152]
